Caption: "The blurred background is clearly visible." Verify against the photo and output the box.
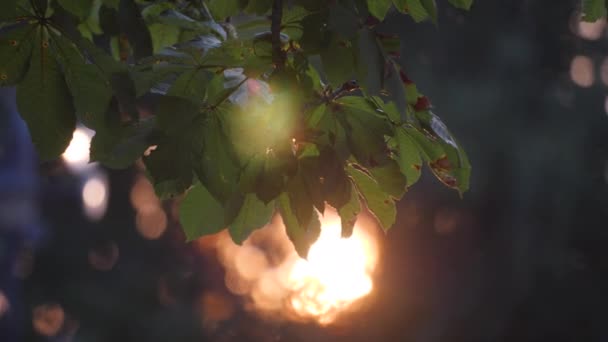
[1,0,608,341]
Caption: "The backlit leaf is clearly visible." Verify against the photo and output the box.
[367,0,392,20]
[16,28,76,160]
[392,127,423,187]
[278,192,321,258]
[347,164,396,231]
[195,114,240,203]
[334,96,392,167]
[229,194,274,244]
[338,182,361,238]
[403,0,429,22]
[180,183,226,241]
[421,0,437,24]
[369,160,408,199]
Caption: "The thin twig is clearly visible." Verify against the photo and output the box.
[270,0,284,70]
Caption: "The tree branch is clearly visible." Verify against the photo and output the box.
[271,0,284,70]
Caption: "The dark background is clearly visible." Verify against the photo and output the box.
[1,0,608,341]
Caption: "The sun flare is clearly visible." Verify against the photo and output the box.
[215,210,379,325]
[286,217,377,324]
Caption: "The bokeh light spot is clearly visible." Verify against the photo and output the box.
[32,303,65,337]
[0,291,10,318]
[570,55,595,88]
[82,176,109,221]
[135,207,167,240]
[576,17,606,41]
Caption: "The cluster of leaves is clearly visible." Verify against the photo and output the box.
[0,0,481,257]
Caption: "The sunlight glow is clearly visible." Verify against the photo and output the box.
[216,211,379,325]
[62,127,94,171]
[286,218,377,324]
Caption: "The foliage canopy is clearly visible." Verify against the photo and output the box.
[0,0,597,256]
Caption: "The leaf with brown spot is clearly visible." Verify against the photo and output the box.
[347,164,396,231]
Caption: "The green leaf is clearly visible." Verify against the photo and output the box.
[369,160,408,199]
[313,148,351,208]
[328,3,359,39]
[320,36,355,87]
[90,111,154,169]
[392,127,422,187]
[148,23,180,53]
[581,0,606,21]
[401,121,471,194]
[245,0,273,15]
[287,170,315,229]
[256,147,296,203]
[207,0,243,20]
[0,25,35,86]
[346,165,396,231]
[334,96,392,167]
[57,0,94,20]
[141,2,175,20]
[195,114,240,203]
[16,28,76,161]
[156,95,201,136]
[421,0,437,24]
[278,192,321,258]
[131,63,189,97]
[367,0,392,20]
[167,69,212,103]
[338,182,360,238]
[402,0,429,22]
[51,34,112,130]
[180,183,226,241]
[229,194,274,244]
[299,154,325,213]
[143,137,194,199]
[356,28,384,95]
[448,0,474,11]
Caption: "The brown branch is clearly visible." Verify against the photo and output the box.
[270,0,285,70]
